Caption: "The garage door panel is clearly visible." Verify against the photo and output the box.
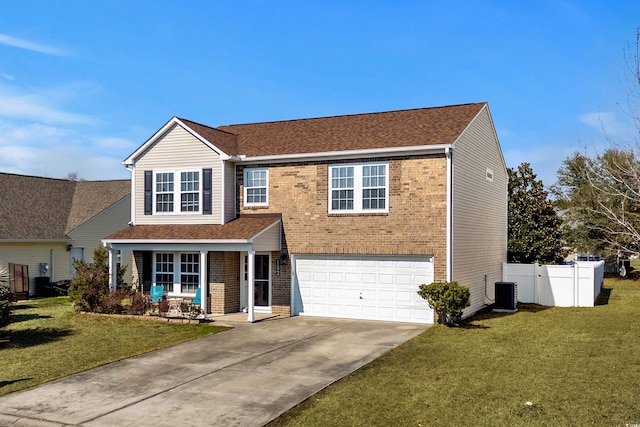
[295,255,434,324]
[345,272,360,283]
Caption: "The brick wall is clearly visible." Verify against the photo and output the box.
[208,251,240,314]
[238,155,448,280]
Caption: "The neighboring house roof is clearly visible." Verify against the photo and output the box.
[0,173,130,241]
[126,102,486,164]
[103,215,281,242]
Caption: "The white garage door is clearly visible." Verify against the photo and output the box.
[293,255,434,324]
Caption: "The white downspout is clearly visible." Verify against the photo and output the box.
[200,250,207,317]
[50,249,55,281]
[107,247,115,291]
[247,250,255,322]
[290,253,296,316]
[128,165,135,225]
[445,146,453,282]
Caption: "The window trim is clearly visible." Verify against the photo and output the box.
[328,162,389,214]
[243,167,269,207]
[152,169,202,215]
[152,251,200,296]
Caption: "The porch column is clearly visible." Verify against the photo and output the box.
[107,247,116,292]
[247,249,255,322]
[200,250,207,317]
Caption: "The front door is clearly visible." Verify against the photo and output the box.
[254,254,269,306]
[241,253,271,310]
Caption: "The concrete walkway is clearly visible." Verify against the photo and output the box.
[0,316,429,427]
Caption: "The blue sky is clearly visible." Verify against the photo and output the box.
[0,1,638,186]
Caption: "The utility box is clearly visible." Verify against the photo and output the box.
[494,281,518,312]
[35,276,52,297]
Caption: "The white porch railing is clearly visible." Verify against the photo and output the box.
[502,261,604,307]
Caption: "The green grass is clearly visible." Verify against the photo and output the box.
[0,297,228,396]
[270,277,640,426]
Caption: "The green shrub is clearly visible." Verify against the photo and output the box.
[417,281,471,325]
[69,256,110,312]
[0,264,13,328]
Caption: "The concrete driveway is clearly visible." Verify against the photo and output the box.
[0,316,429,427]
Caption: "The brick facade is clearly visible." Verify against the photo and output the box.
[238,154,448,280]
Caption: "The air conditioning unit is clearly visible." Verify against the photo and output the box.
[493,281,518,312]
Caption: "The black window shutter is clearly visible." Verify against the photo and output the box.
[144,170,153,215]
[203,168,212,215]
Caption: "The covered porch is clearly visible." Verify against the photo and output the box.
[102,215,287,322]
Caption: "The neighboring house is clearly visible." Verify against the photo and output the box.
[103,102,507,324]
[0,173,132,297]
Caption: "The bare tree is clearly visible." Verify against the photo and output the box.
[554,29,640,257]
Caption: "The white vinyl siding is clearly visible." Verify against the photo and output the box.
[133,124,225,225]
[451,105,508,316]
[69,195,133,285]
[223,162,236,222]
[0,242,69,297]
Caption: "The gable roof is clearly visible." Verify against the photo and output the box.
[0,173,130,241]
[125,102,487,164]
[219,102,485,157]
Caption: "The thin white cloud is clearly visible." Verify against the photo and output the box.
[0,120,130,180]
[0,82,98,125]
[0,33,67,56]
[578,111,636,143]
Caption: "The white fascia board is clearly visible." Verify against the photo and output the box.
[123,117,231,166]
[234,144,451,164]
[102,238,251,246]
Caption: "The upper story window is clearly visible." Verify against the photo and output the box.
[144,168,211,216]
[153,170,200,214]
[328,162,389,214]
[244,168,268,206]
[180,171,200,212]
[155,172,174,212]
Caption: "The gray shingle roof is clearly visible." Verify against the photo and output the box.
[0,173,130,240]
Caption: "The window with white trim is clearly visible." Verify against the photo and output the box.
[244,168,268,206]
[154,170,201,213]
[155,172,174,212]
[180,171,200,212]
[153,252,200,295]
[154,253,174,293]
[329,162,388,213]
[180,253,199,293]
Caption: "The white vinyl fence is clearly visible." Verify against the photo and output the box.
[502,261,604,307]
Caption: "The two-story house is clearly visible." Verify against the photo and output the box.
[103,102,507,324]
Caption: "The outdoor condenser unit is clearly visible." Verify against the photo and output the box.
[494,281,518,312]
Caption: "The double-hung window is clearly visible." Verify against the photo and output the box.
[329,162,388,214]
[180,171,200,212]
[154,252,200,295]
[244,168,268,206]
[154,170,200,213]
[155,173,174,212]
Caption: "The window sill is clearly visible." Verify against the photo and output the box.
[328,212,389,217]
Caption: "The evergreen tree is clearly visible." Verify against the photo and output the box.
[508,163,566,263]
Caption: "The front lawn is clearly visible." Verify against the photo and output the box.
[0,297,227,397]
[270,276,640,426]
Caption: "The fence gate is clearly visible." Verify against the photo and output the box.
[9,263,29,299]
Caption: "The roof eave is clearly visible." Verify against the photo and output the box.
[233,144,452,164]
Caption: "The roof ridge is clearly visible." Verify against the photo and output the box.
[219,102,487,128]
